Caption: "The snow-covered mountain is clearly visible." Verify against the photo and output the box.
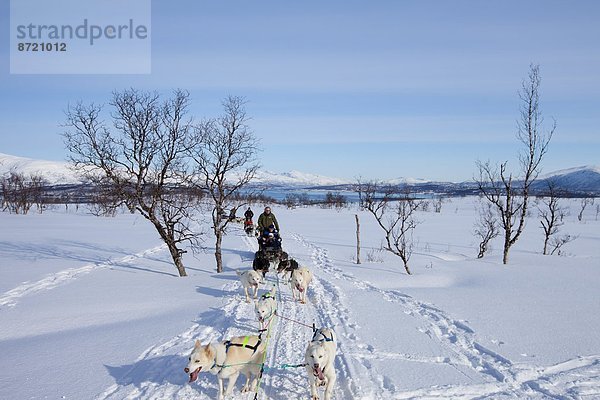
[0,152,82,184]
[534,165,600,194]
[2,153,598,193]
[0,153,348,187]
[251,170,349,187]
[384,176,431,185]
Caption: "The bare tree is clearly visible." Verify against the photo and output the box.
[189,96,260,273]
[577,197,595,222]
[356,180,421,275]
[323,192,347,209]
[355,214,361,264]
[29,174,47,213]
[537,181,568,255]
[0,171,47,214]
[88,184,122,217]
[474,199,500,259]
[63,89,200,277]
[549,234,578,255]
[433,196,444,213]
[475,64,555,264]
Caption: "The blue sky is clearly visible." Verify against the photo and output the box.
[1,0,599,181]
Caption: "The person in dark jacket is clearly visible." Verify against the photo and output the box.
[257,207,279,232]
[244,207,254,221]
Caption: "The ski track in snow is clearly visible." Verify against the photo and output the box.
[291,233,600,400]
[0,244,167,308]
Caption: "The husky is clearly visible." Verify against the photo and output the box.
[185,335,265,400]
[277,257,299,282]
[305,328,337,400]
[255,287,277,331]
[291,266,313,304]
[236,269,262,302]
[252,254,270,277]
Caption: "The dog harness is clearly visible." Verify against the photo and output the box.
[223,336,262,355]
[260,292,274,301]
[311,329,334,343]
[208,336,263,373]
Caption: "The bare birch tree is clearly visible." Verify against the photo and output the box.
[356,180,421,275]
[189,96,260,273]
[474,199,500,259]
[577,197,595,222]
[63,89,200,277]
[0,171,47,214]
[475,64,555,264]
[355,214,361,264]
[537,181,567,255]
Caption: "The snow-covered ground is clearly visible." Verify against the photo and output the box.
[1,197,599,399]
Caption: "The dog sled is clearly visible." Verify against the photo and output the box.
[244,218,254,236]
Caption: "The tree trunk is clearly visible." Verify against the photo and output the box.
[502,234,510,265]
[543,236,549,255]
[215,231,223,273]
[355,214,361,264]
[401,256,412,275]
[477,241,486,259]
[167,242,187,277]
[149,215,187,277]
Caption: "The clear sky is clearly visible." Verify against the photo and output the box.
[1,0,599,182]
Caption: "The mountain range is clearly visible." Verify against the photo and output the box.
[1,152,598,195]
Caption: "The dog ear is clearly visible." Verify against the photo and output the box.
[204,345,214,357]
[194,339,201,348]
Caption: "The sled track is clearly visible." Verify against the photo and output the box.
[0,244,166,309]
[95,275,260,400]
[292,233,600,400]
[245,229,378,399]
[242,231,318,399]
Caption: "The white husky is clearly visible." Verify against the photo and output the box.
[291,267,313,304]
[305,328,337,400]
[255,287,277,331]
[185,335,265,400]
[236,269,262,302]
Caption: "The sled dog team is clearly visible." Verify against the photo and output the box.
[185,260,337,400]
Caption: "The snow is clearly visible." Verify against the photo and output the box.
[0,152,82,184]
[252,170,350,187]
[1,197,599,399]
[385,177,431,185]
[0,153,350,187]
[538,165,600,179]
[3,152,599,192]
